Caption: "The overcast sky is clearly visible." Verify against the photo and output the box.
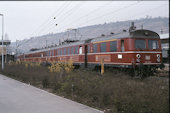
[0,1,169,42]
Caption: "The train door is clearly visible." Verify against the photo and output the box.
[121,40,125,52]
[84,45,88,68]
[79,46,82,54]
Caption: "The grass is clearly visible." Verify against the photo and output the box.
[0,62,169,113]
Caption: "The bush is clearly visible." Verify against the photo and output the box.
[0,63,169,113]
[48,60,74,73]
[42,76,49,88]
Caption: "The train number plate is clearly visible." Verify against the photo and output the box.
[96,55,111,62]
[145,56,150,60]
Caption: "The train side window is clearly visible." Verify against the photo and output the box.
[54,50,56,56]
[148,40,158,49]
[121,40,124,52]
[100,42,106,52]
[93,44,97,53]
[57,49,60,55]
[55,49,57,56]
[60,49,62,55]
[135,40,146,49]
[67,48,70,55]
[53,50,54,56]
[79,46,82,54]
[47,51,49,56]
[64,48,66,55]
[110,41,117,52]
[75,46,79,54]
[71,47,74,54]
[88,45,90,53]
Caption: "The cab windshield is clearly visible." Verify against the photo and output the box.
[135,39,146,50]
[148,40,159,49]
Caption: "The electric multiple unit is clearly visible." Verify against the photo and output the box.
[18,28,162,69]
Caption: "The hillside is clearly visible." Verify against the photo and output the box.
[9,17,169,54]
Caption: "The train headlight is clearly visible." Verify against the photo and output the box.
[157,58,160,62]
[157,54,160,58]
[136,54,141,58]
[136,58,140,62]
[157,54,160,62]
[136,54,140,62]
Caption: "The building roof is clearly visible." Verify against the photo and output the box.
[0,40,11,45]
[159,33,169,39]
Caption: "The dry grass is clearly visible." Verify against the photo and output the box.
[0,62,169,113]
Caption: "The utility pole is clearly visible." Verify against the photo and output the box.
[0,13,4,70]
[160,29,163,34]
[5,45,7,63]
[45,39,48,61]
[16,40,18,60]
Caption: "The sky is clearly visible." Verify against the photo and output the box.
[0,1,169,42]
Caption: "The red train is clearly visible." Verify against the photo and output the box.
[18,24,162,70]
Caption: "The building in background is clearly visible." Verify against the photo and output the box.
[0,46,7,55]
[160,33,169,63]
[0,40,14,62]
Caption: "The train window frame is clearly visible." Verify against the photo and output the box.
[110,41,117,52]
[135,39,146,50]
[148,40,159,49]
[93,43,98,53]
[100,42,106,52]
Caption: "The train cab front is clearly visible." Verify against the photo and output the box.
[130,29,162,68]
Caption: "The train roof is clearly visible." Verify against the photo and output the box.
[130,29,160,38]
[91,29,160,43]
[23,40,86,55]
[22,29,160,55]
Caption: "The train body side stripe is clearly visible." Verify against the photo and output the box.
[22,51,162,58]
[87,51,162,55]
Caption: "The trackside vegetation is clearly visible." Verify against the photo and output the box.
[0,61,169,113]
